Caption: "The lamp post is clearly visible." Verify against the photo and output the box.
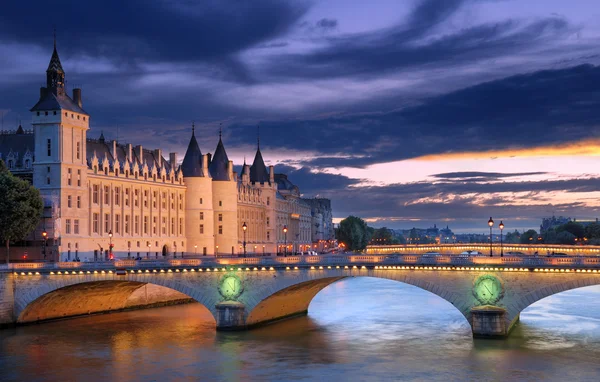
[262,245,265,256]
[499,221,504,257]
[174,243,178,259]
[147,243,151,259]
[242,222,247,257]
[108,230,113,260]
[42,230,48,261]
[283,225,288,257]
[488,217,494,257]
[194,245,197,256]
[215,245,219,258]
[128,242,131,259]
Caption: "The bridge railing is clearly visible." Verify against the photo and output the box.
[4,254,600,272]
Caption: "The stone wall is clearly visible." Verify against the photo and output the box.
[0,273,15,325]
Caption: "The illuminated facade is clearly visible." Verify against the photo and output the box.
[0,42,331,260]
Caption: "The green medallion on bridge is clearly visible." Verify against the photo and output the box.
[473,275,504,305]
[219,274,244,301]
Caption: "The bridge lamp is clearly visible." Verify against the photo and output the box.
[108,230,113,260]
[498,221,504,258]
[488,217,494,257]
[283,225,288,257]
[194,245,197,255]
[41,230,48,261]
[242,222,247,258]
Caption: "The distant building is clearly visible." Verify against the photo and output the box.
[540,216,571,233]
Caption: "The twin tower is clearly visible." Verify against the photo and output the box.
[181,127,278,256]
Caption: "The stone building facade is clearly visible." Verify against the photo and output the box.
[0,42,333,260]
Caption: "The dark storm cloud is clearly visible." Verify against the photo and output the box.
[266,3,573,79]
[231,64,600,168]
[0,0,309,76]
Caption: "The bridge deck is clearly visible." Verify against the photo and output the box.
[3,254,600,273]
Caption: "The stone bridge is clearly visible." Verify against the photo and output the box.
[2,254,600,338]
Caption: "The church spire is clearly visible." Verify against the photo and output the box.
[257,124,260,150]
[46,31,65,93]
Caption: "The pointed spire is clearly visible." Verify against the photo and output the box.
[192,121,195,135]
[257,124,260,150]
[209,132,230,181]
[46,31,65,91]
[181,125,203,177]
[99,131,105,142]
[219,123,222,140]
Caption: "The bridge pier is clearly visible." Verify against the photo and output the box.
[470,306,510,338]
[215,301,246,330]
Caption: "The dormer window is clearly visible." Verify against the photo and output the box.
[7,160,13,169]
[53,111,57,115]
[45,111,48,116]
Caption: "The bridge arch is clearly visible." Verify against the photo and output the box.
[244,274,472,328]
[15,276,219,324]
[509,276,600,321]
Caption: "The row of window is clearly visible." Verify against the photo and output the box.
[91,185,183,210]
[36,110,87,122]
[93,165,182,185]
[90,213,184,236]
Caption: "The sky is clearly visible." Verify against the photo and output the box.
[1,0,600,233]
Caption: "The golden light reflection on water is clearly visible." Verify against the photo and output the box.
[1,281,600,381]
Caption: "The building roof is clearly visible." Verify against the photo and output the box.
[30,91,87,115]
[86,136,173,173]
[250,148,270,183]
[209,137,230,181]
[0,129,35,167]
[274,173,298,193]
[181,129,204,177]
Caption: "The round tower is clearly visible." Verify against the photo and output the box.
[209,133,238,256]
[182,128,215,256]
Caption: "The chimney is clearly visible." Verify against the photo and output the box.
[136,145,143,162]
[206,153,212,166]
[112,140,117,162]
[269,165,275,183]
[72,88,82,108]
[202,154,209,177]
[127,144,133,162]
[169,152,177,167]
[154,149,162,168]
[227,160,233,180]
[242,164,250,184]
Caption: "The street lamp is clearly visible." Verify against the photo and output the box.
[194,245,197,256]
[242,222,247,257]
[283,225,288,257]
[499,221,504,257]
[41,230,48,261]
[147,243,151,259]
[262,245,265,256]
[108,230,113,260]
[488,217,494,257]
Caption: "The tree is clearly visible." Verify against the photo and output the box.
[336,216,371,252]
[519,229,538,244]
[556,221,585,239]
[504,230,521,244]
[0,160,44,263]
[371,227,395,245]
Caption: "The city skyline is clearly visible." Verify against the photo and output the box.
[1,0,600,232]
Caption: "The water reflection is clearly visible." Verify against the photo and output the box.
[1,279,600,381]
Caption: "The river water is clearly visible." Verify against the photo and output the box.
[1,278,600,381]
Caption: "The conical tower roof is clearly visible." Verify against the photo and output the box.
[209,135,230,181]
[181,128,203,177]
[250,148,269,183]
[47,45,64,74]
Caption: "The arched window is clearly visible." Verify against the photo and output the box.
[7,160,13,169]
